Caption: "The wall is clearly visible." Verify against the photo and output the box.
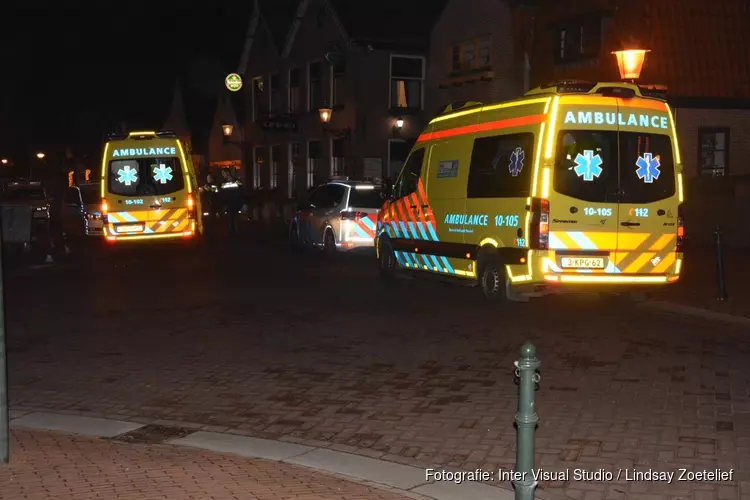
[426,0,524,116]
[675,107,750,247]
[244,0,428,198]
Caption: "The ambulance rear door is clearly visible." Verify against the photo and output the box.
[615,103,679,275]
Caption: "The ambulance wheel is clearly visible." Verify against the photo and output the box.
[478,255,508,302]
[323,229,337,257]
[378,238,397,281]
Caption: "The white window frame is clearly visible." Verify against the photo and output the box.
[307,60,323,112]
[270,144,281,189]
[252,76,264,122]
[251,146,262,189]
[388,54,425,110]
[306,139,320,189]
[288,67,301,114]
[269,73,279,116]
[330,137,345,177]
[288,142,300,198]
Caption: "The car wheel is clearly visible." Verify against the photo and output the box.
[289,222,302,251]
[323,229,337,256]
[379,238,397,281]
[478,255,508,302]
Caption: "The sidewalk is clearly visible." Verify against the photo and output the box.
[1,428,412,500]
[656,245,750,319]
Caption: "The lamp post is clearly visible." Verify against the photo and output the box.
[611,48,649,82]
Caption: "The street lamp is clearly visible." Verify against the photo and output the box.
[222,124,233,137]
[35,152,45,160]
[0,159,7,165]
[395,118,404,129]
[318,107,333,124]
[611,48,650,81]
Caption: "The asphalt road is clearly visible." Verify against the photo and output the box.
[5,233,750,499]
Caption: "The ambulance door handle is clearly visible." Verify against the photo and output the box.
[621,221,641,227]
[410,204,418,209]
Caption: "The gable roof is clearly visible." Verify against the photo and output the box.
[531,0,750,99]
[237,0,299,76]
[282,0,447,57]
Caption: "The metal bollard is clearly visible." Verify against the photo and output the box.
[514,343,541,500]
[714,227,728,300]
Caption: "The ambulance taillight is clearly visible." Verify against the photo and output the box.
[102,198,108,224]
[187,194,196,219]
[529,198,550,250]
[676,204,684,251]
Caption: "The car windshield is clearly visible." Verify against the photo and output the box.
[3,186,46,200]
[108,158,184,196]
[348,187,384,209]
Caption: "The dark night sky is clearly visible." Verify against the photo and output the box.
[1,2,252,165]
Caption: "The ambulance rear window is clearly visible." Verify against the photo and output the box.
[554,130,618,203]
[619,133,675,203]
[108,158,184,196]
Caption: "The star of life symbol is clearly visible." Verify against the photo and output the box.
[153,164,174,184]
[508,147,525,177]
[573,150,604,182]
[635,152,661,183]
[117,165,138,186]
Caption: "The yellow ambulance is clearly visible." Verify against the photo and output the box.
[375,82,684,301]
[100,130,201,243]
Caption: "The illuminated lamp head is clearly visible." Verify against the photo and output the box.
[612,48,650,81]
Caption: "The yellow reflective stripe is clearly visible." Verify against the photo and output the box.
[651,252,677,274]
[585,232,617,250]
[623,252,656,274]
[617,233,650,251]
[648,233,676,251]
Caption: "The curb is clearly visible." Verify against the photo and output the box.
[641,300,750,326]
[9,411,515,500]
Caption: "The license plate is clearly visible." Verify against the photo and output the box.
[116,224,144,233]
[561,257,605,269]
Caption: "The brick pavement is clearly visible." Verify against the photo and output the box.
[6,243,750,500]
[0,428,411,500]
[657,246,750,318]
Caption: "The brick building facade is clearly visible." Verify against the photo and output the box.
[530,0,750,246]
[238,0,443,200]
[425,0,536,114]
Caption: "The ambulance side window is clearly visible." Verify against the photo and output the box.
[467,133,534,198]
[394,148,425,199]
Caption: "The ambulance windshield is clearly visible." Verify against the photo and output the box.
[554,131,675,204]
[108,158,185,196]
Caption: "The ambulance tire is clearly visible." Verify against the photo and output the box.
[477,254,508,302]
[378,238,397,282]
[323,229,337,257]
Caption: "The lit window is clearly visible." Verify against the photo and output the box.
[390,56,424,109]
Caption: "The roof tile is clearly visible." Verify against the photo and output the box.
[531,0,750,98]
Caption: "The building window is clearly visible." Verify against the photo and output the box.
[289,142,300,198]
[307,140,321,188]
[390,55,424,110]
[289,68,302,113]
[270,145,282,189]
[252,77,265,121]
[699,128,729,177]
[451,38,491,73]
[467,133,535,198]
[331,62,346,106]
[555,17,601,63]
[270,74,282,115]
[308,61,323,111]
[252,146,264,189]
[331,138,345,177]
